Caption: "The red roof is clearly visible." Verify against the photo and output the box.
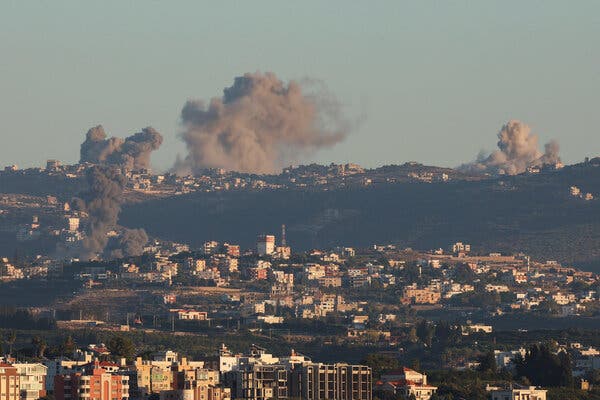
[90,347,109,354]
[98,361,119,367]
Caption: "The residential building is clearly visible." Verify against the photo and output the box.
[226,364,288,400]
[257,235,275,256]
[402,287,441,305]
[0,363,20,400]
[374,367,436,400]
[462,324,493,335]
[487,385,547,400]
[54,361,129,400]
[291,363,372,400]
[170,310,208,321]
[13,364,46,400]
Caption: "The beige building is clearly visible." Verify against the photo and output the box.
[12,364,46,400]
[402,288,441,304]
[170,310,208,321]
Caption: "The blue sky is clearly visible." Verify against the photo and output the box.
[1,1,599,171]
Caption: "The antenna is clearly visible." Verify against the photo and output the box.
[281,224,287,247]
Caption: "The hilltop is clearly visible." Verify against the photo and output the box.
[119,161,600,269]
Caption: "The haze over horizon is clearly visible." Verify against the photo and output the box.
[1,1,599,172]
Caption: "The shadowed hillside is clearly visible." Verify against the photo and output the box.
[120,163,600,270]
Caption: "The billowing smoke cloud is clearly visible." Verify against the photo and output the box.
[73,166,147,260]
[75,166,125,259]
[80,125,163,170]
[174,72,349,175]
[108,228,149,259]
[460,120,561,175]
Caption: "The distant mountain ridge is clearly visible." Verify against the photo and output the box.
[1,159,599,269]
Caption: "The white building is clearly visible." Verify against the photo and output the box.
[375,367,437,400]
[487,385,547,400]
[494,349,526,369]
[13,363,47,400]
[462,324,493,335]
[451,242,471,253]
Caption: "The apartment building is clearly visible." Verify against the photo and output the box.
[0,363,20,400]
[487,385,547,400]
[13,364,46,400]
[402,288,441,305]
[226,364,289,400]
[54,362,129,400]
[292,363,372,400]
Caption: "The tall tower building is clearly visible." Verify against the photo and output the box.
[257,235,275,256]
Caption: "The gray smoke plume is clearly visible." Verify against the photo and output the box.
[80,125,163,170]
[77,166,126,259]
[73,166,148,260]
[72,165,148,260]
[108,228,149,259]
[174,72,349,175]
[460,120,561,175]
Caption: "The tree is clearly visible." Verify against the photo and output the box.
[434,321,461,347]
[477,350,497,373]
[416,320,435,347]
[31,336,47,358]
[107,336,135,360]
[407,327,418,343]
[514,344,573,387]
[410,358,421,372]
[538,299,560,315]
[362,354,400,379]
[61,336,76,356]
[6,331,16,356]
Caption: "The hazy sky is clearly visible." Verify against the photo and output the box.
[1,1,599,172]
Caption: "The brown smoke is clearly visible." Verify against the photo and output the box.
[80,125,163,170]
[460,120,561,175]
[174,72,349,175]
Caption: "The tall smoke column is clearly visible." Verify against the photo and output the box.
[460,120,561,175]
[80,125,163,170]
[174,72,349,175]
[538,140,561,166]
[74,166,149,259]
[78,166,126,259]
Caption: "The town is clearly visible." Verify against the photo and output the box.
[2,225,600,399]
[3,2,600,399]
